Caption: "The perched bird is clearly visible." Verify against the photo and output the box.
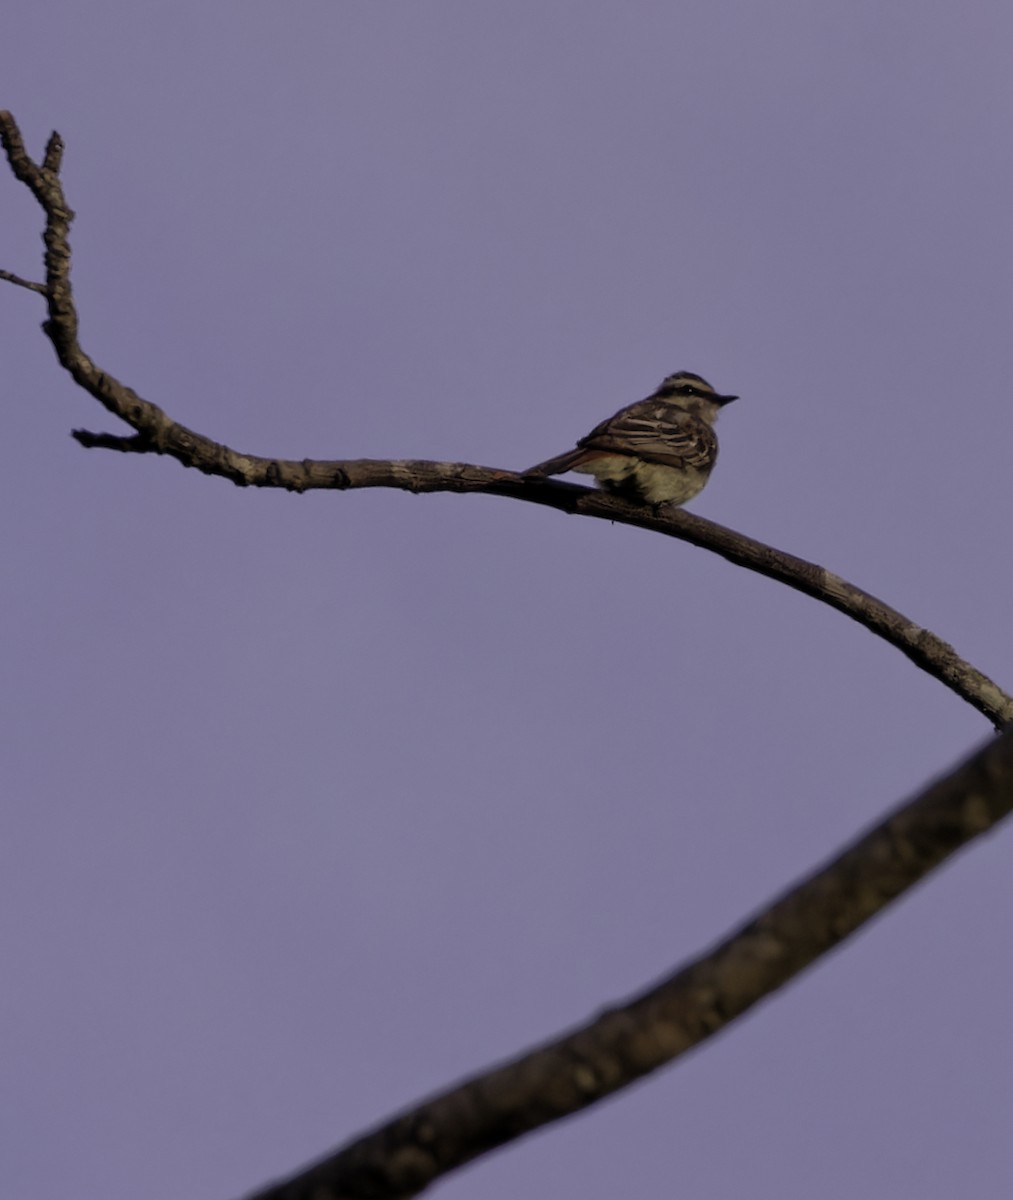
[522,371,738,505]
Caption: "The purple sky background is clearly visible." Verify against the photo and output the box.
[3,3,1012,1197]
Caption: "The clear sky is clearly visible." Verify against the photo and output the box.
[3,3,1012,1198]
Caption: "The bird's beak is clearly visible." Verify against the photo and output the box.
[716,393,739,406]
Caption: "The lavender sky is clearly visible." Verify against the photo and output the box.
[3,4,1012,1198]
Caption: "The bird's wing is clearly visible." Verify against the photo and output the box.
[578,399,717,469]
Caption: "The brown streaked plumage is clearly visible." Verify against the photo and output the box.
[523,371,738,505]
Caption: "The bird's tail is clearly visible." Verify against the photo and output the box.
[522,448,584,478]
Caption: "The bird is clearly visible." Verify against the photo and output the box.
[522,371,739,505]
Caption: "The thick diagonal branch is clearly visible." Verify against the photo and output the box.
[248,725,1013,1200]
[1,111,1007,728]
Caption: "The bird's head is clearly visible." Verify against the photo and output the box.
[656,371,738,421]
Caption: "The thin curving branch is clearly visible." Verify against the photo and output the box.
[247,723,1013,1200]
[1,112,1008,729]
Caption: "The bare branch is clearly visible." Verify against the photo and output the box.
[1,110,1008,730]
[2,111,1007,729]
[247,724,1013,1199]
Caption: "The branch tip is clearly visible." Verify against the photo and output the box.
[43,131,64,173]
[72,429,152,453]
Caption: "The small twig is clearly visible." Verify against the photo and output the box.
[248,724,1013,1199]
[0,267,46,294]
[72,429,153,452]
[42,130,64,174]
